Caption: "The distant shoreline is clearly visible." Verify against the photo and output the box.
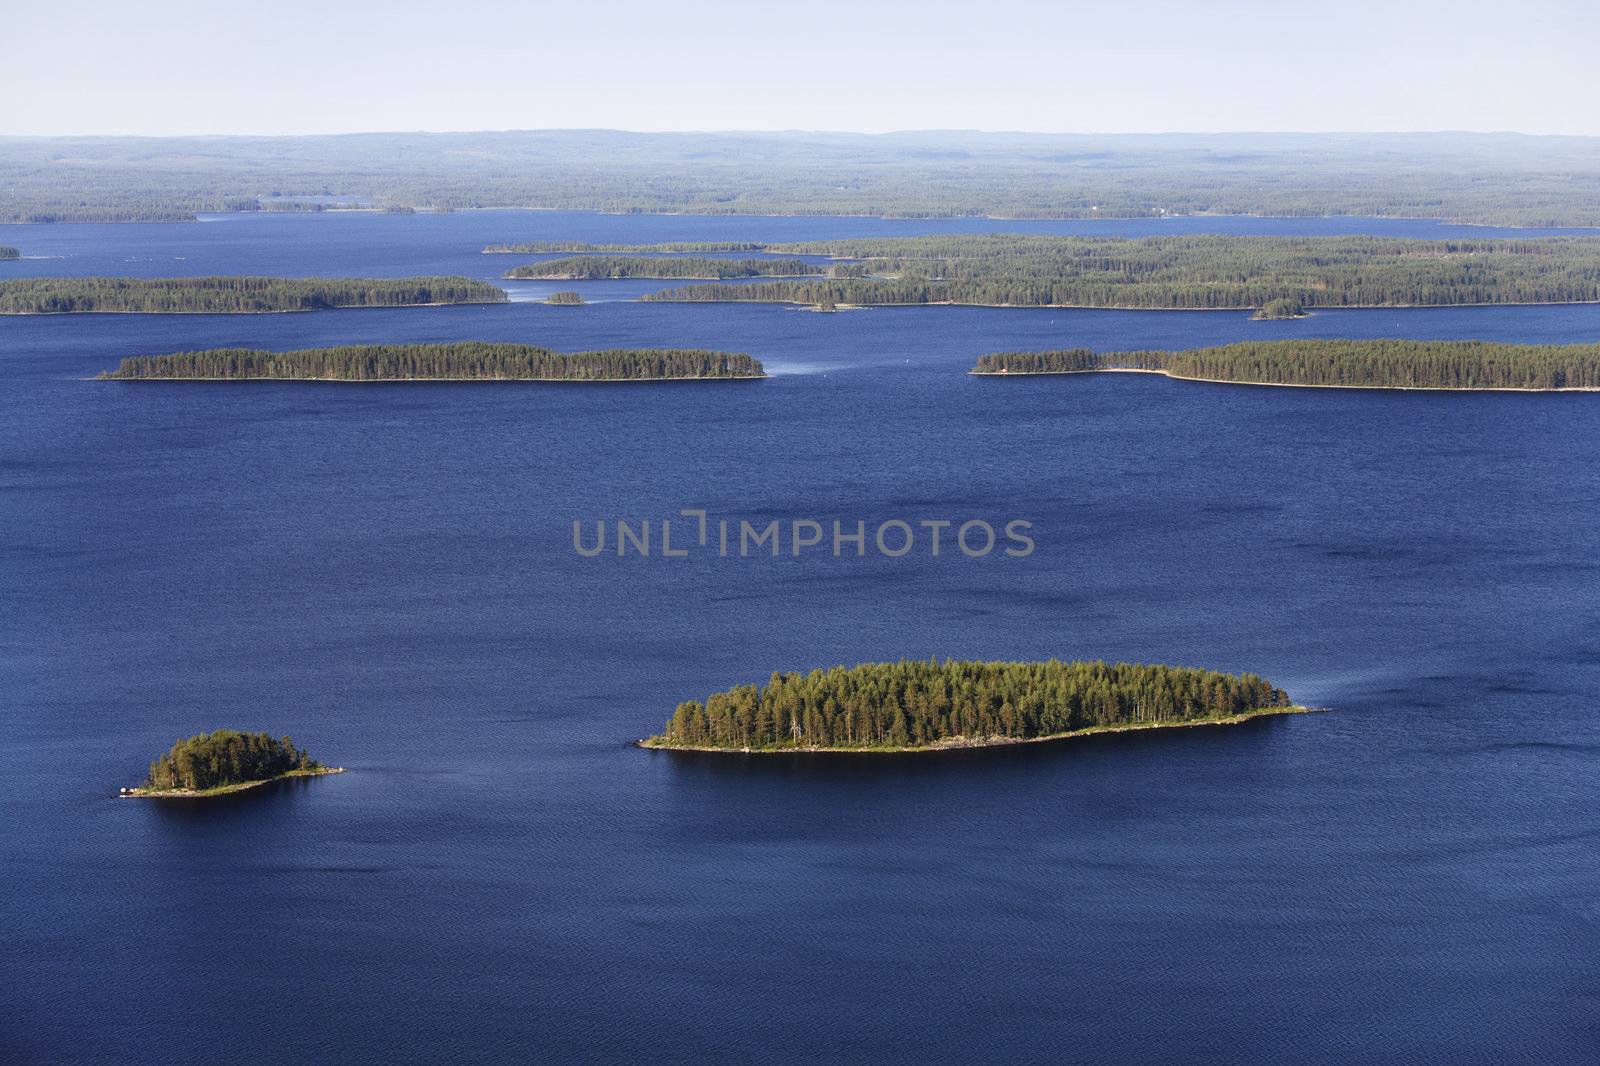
[510,272,820,281]
[12,207,1600,230]
[638,705,1316,755]
[121,766,344,799]
[969,366,1600,393]
[0,300,502,317]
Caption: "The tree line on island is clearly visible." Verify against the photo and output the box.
[972,339,1600,390]
[0,276,506,314]
[0,246,17,260]
[647,659,1293,751]
[1253,296,1306,319]
[634,235,1600,312]
[141,729,321,792]
[506,255,823,280]
[99,342,765,382]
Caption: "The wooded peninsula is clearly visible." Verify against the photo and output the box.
[99,342,766,382]
[124,729,341,798]
[506,255,823,280]
[640,235,1600,313]
[642,659,1300,753]
[972,340,1600,391]
[0,276,506,314]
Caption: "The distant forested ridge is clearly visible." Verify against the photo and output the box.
[0,246,17,259]
[0,276,506,314]
[973,340,1600,390]
[506,256,823,280]
[100,342,765,381]
[644,235,1600,311]
[140,730,321,792]
[486,241,766,254]
[645,659,1295,752]
[8,131,1600,225]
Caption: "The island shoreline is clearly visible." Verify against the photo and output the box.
[509,272,821,281]
[0,300,504,317]
[93,374,766,383]
[645,296,1600,312]
[638,705,1317,755]
[121,766,345,798]
[968,367,1600,393]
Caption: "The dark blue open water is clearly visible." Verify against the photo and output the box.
[3,214,1598,1064]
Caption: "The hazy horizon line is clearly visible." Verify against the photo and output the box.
[3,127,1599,142]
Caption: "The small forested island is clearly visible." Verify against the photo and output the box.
[972,339,1600,391]
[99,342,765,382]
[641,659,1303,753]
[506,255,823,280]
[0,246,18,260]
[0,275,507,314]
[123,729,341,798]
[485,241,767,254]
[639,234,1600,313]
[1252,296,1306,319]
[546,290,586,305]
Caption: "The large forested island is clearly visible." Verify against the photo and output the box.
[123,729,341,798]
[642,659,1302,753]
[99,342,765,382]
[505,255,823,280]
[641,235,1600,313]
[0,276,506,314]
[972,340,1600,391]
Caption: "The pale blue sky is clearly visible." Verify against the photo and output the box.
[5,0,1597,136]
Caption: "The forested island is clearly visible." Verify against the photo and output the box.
[0,246,17,260]
[546,291,585,305]
[1252,296,1306,319]
[123,729,341,798]
[971,340,1600,391]
[0,276,507,314]
[642,659,1301,753]
[99,342,765,382]
[641,235,1600,313]
[506,256,823,280]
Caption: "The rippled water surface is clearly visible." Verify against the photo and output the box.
[3,213,1597,1064]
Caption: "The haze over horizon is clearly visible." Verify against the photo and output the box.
[6,0,1598,139]
[6,128,1600,141]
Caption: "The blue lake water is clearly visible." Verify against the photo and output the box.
[3,213,1599,1064]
